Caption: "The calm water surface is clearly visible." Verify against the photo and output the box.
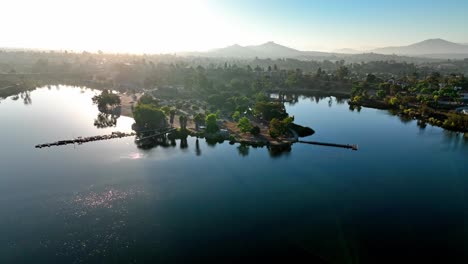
[0,86,467,263]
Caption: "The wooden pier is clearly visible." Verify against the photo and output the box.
[298,140,358,151]
[35,131,136,149]
[135,128,177,141]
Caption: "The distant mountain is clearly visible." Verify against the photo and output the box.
[333,48,362,54]
[208,44,258,57]
[246,41,303,57]
[182,41,332,59]
[180,39,466,61]
[371,39,468,57]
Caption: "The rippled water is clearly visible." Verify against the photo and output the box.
[0,86,467,263]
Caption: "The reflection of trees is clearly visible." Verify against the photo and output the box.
[441,131,467,149]
[283,93,299,105]
[417,120,427,130]
[205,137,224,147]
[268,145,291,158]
[349,105,361,112]
[335,97,346,105]
[397,115,412,124]
[237,144,249,157]
[195,138,201,156]
[94,113,119,128]
[314,96,320,104]
[135,135,171,149]
[20,91,32,105]
[180,137,188,149]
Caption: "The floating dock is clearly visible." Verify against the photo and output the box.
[298,140,358,151]
[35,131,136,149]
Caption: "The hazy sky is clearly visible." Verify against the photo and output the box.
[2,0,468,53]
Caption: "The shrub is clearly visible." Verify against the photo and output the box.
[238,117,252,133]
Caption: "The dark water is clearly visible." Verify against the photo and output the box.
[1,86,467,263]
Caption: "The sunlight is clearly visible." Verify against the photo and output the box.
[3,0,232,53]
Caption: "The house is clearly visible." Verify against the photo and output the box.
[456,107,468,115]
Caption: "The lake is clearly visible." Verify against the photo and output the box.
[1,86,467,263]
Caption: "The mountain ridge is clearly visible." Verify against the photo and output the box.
[370,39,468,56]
[180,39,468,60]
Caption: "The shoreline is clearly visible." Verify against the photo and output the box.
[348,99,468,133]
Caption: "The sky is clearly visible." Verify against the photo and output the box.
[1,0,468,53]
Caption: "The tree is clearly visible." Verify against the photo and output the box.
[337,66,349,80]
[169,109,176,126]
[179,115,188,130]
[92,90,121,110]
[285,70,300,88]
[389,96,400,106]
[133,103,167,129]
[205,113,219,133]
[269,116,293,138]
[194,113,205,130]
[250,126,261,135]
[238,117,252,133]
[254,102,288,121]
[138,94,158,106]
[232,111,241,121]
[254,92,269,103]
[376,89,386,99]
[366,74,377,83]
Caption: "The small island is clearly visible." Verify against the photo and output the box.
[114,90,316,152]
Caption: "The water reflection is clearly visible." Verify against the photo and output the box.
[206,137,224,147]
[237,144,249,157]
[268,145,292,158]
[195,138,201,156]
[136,135,174,149]
[180,137,188,149]
[349,104,362,112]
[94,113,119,128]
[417,120,427,130]
[20,91,32,105]
[441,130,468,150]
[2,86,468,263]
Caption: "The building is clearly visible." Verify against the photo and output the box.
[456,107,468,115]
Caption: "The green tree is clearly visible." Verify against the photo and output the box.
[194,113,205,130]
[250,126,261,135]
[376,89,386,99]
[133,103,167,129]
[254,92,269,103]
[237,117,252,133]
[254,102,288,121]
[389,96,399,106]
[337,66,349,80]
[205,113,219,133]
[269,116,293,138]
[92,90,121,109]
[138,94,158,106]
[179,115,188,130]
[169,109,176,126]
[232,111,241,121]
